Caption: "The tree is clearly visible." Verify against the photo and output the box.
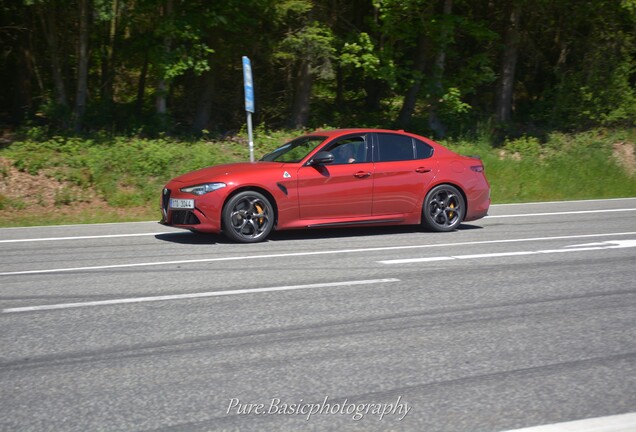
[2,0,633,136]
[391,0,433,128]
[279,22,335,127]
[74,0,90,131]
[33,0,69,111]
[272,0,335,128]
[427,0,453,137]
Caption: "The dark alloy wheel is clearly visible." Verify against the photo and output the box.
[222,191,274,243]
[422,184,465,232]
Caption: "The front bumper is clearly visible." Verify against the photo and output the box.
[160,186,222,233]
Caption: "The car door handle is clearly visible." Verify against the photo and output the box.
[353,171,372,178]
[415,167,431,173]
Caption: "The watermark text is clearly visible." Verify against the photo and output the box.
[226,396,411,421]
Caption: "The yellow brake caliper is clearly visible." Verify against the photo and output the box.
[254,203,264,226]
[449,202,455,219]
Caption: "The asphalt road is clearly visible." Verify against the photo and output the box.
[1,198,635,431]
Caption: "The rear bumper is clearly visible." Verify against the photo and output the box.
[464,188,490,222]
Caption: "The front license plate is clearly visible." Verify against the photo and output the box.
[169,198,194,209]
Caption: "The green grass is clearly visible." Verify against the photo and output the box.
[0,207,159,228]
[0,128,634,227]
[442,129,636,202]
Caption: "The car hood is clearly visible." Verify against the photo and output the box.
[170,161,284,185]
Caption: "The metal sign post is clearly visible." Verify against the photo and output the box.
[242,56,255,162]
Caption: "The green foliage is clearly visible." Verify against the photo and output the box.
[502,136,542,158]
[54,187,79,207]
[4,0,634,136]
[3,132,248,209]
[340,32,396,86]
[444,129,636,202]
[1,196,27,210]
[438,88,472,116]
[275,21,336,79]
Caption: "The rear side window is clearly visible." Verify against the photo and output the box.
[415,139,434,159]
[375,133,434,162]
[376,133,415,162]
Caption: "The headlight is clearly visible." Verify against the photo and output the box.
[180,182,226,195]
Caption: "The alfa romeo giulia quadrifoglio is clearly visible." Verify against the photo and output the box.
[160,129,490,243]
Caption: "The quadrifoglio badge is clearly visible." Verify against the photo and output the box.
[226,396,412,421]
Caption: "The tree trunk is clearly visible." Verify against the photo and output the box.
[192,72,215,133]
[428,0,453,138]
[38,2,68,109]
[156,0,173,115]
[14,26,33,121]
[9,6,47,121]
[136,53,149,117]
[155,78,168,114]
[364,78,383,112]
[396,33,428,128]
[335,64,344,108]
[288,59,312,128]
[74,0,90,132]
[495,2,521,124]
[101,0,119,104]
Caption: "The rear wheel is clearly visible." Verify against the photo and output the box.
[422,185,465,232]
[222,191,274,243]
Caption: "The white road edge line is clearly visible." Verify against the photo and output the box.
[1,207,635,244]
[491,197,636,206]
[0,232,174,244]
[499,412,636,432]
[2,232,636,277]
[1,278,400,313]
[485,208,636,218]
[1,197,634,230]
[0,220,162,230]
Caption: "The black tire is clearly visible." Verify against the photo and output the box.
[422,184,465,232]
[222,191,274,243]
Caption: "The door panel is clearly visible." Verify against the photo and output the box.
[372,133,438,215]
[372,160,438,215]
[296,163,374,219]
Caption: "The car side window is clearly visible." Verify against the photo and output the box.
[415,139,434,159]
[325,136,367,164]
[376,133,416,162]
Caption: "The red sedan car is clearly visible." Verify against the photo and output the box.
[160,129,490,242]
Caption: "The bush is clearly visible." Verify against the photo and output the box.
[502,136,543,158]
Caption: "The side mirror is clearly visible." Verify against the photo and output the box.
[309,151,335,165]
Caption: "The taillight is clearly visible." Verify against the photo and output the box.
[470,165,484,173]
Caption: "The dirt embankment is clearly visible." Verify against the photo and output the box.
[0,158,155,226]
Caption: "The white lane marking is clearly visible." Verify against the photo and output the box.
[1,198,634,231]
[379,240,636,264]
[1,278,400,313]
[1,232,636,276]
[500,412,636,432]
[565,240,636,248]
[2,205,635,243]
[0,232,173,244]
[486,208,636,218]
[492,197,636,206]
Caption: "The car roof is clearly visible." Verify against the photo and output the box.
[307,128,412,138]
[304,128,451,155]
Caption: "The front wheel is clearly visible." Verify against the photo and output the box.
[222,191,274,243]
[422,185,465,232]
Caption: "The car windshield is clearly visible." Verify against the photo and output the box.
[260,136,327,163]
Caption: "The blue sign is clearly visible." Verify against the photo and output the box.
[242,56,255,113]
